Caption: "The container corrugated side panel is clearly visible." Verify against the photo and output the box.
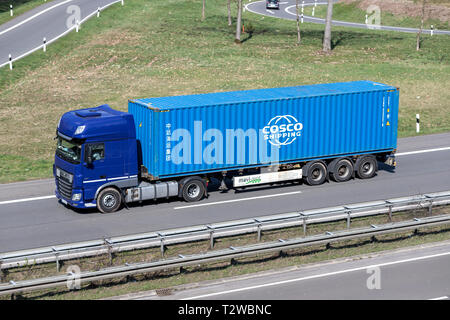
[129,87,398,179]
[145,88,398,178]
[128,101,155,176]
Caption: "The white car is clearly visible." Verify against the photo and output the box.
[266,0,280,10]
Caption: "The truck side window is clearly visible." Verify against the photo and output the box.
[89,143,105,161]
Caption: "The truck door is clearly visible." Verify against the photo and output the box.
[82,142,108,201]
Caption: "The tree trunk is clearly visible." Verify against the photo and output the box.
[202,0,205,21]
[416,0,426,51]
[235,0,242,43]
[323,0,334,52]
[227,0,232,26]
[296,0,301,45]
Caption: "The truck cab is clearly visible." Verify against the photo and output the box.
[54,105,138,210]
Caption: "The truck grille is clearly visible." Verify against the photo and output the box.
[56,168,73,199]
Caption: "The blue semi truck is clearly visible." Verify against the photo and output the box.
[54,80,398,213]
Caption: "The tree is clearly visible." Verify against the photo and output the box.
[296,0,301,45]
[416,0,427,51]
[227,0,232,26]
[202,0,206,21]
[235,0,242,43]
[323,0,334,52]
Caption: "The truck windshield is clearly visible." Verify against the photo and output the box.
[56,136,82,164]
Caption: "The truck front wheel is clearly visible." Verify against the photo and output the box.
[97,187,121,213]
[181,179,205,202]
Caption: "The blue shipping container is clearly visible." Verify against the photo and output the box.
[128,80,399,179]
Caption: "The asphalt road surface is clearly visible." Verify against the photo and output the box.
[0,0,121,67]
[246,0,450,35]
[131,240,450,300]
[0,132,449,253]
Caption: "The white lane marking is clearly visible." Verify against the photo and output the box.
[266,10,275,14]
[183,251,450,300]
[174,191,302,210]
[396,147,450,157]
[0,0,74,37]
[429,296,449,300]
[0,195,55,205]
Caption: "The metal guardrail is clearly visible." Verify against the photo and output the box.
[1,213,449,296]
[1,190,450,271]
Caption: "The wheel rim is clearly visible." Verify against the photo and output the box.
[103,194,116,208]
[187,184,200,198]
[311,167,323,181]
[338,164,350,177]
[362,161,374,175]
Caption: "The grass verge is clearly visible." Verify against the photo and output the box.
[0,0,449,184]
[1,205,449,300]
[0,0,47,26]
[303,1,449,30]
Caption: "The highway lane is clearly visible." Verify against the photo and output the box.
[245,0,450,35]
[0,133,449,252]
[0,0,122,67]
[141,241,450,300]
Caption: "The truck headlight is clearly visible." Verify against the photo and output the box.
[72,193,82,201]
[56,168,60,177]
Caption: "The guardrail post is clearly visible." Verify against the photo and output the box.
[159,236,165,258]
[428,200,433,216]
[0,259,3,282]
[301,215,307,237]
[254,219,262,241]
[346,210,351,229]
[51,247,60,272]
[104,237,113,265]
[207,226,214,249]
[388,204,393,222]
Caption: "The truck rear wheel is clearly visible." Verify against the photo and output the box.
[330,158,353,182]
[356,156,377,179]
[181,179,206,202]
[97,187,121,213]
[304,161,327,186]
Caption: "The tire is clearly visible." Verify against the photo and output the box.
[97,187,121,213]
[304,161,327,186]
[181,179,205,202]
[356,156,377,179]
[330,158,354,182]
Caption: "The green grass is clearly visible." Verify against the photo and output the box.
[303,2,449,30]
[0,0,48,26]
[0,0,449,183]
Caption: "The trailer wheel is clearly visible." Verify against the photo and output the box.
[330,158,353,182]
[356,156,377,179]
[97,187,121,213]
[181,179,205,202]
[304,161,327,186]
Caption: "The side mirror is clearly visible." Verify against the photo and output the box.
[85,145,93,166]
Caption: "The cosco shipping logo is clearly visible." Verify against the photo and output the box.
[263,115,303,146]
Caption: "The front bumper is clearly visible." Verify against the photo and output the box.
[55,188,96,209]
